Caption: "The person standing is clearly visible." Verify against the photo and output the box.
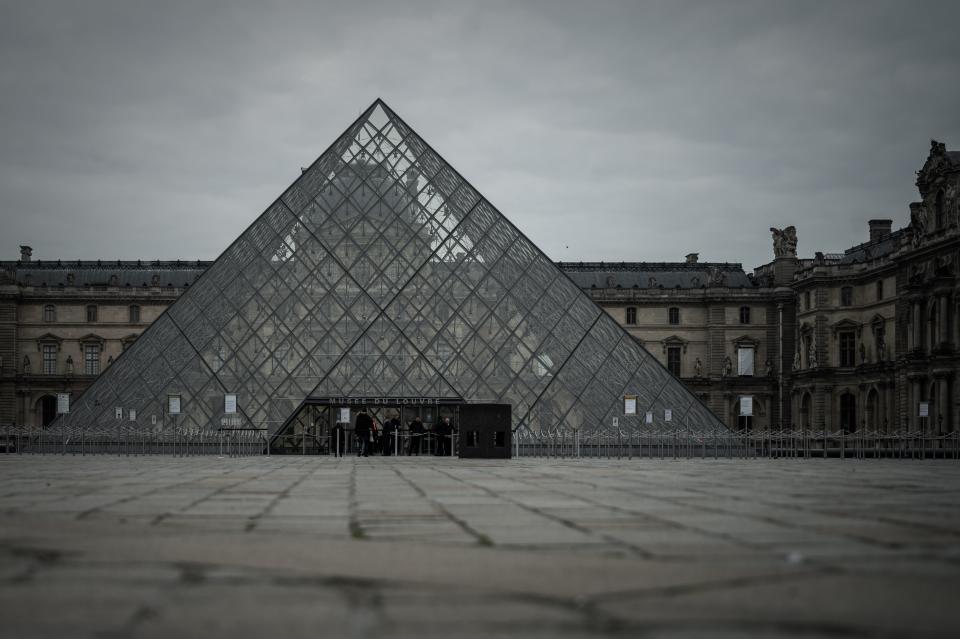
[408,415,424,455]
[354,409,372,457]
[436,416,452,456]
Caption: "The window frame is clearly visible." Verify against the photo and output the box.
[668,307,680,325]
[84,343,100,376]
[876,280,883,301]
[737,346,755,376]
[666,346,682,377]
[739,306,750,324]
[43,305,56,322]
[838,330,856,367]
[41,344,57,375]
[625,306,637,325]
[840,287,853,307]
[129,304,141,324]
[86,304,98,323]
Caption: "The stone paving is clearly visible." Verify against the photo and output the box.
[1,456,959,638]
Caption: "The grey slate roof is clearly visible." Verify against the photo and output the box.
[0,260,212,288]
[557,262,755,289]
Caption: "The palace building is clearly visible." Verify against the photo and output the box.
[1,104,957,442]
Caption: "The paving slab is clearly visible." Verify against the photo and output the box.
[0,456,958,638]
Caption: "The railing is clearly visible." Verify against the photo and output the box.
[3,423,958,460]
[511,427,960,460]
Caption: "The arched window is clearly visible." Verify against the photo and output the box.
[43,305,56,322]
[625,307,637,325]
[840,393,857,433]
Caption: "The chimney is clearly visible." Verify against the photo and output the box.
[868,220,892,243]
[19,245,32,262]
[685,253,699,264]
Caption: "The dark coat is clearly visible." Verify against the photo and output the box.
[355,412,373,436]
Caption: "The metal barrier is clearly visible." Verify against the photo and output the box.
[4,422,958,460]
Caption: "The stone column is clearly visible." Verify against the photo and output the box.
[907,302,916,350]
[939,295,949,347]
[938,376,950,435]
[909,378,920,431]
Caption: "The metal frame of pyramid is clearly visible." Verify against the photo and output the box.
[50,99,728,447]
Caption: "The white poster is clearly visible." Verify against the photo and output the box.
[739,396,753,417]
[664,408,673,422]
[645,411,653,424]
[224,394,237,414]
[56,393,70,415]
[115,407,123,420]
[339,407,351,423]
[129,409,137,421]
[168,395,181,415]
[919,402,929,417]
[624,395,637,415]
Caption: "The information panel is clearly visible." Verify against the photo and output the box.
[168,395,181,415]
[56,393,70,415]
[624,395,637,415]
[224,394,237,414]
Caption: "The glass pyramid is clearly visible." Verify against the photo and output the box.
[53,99,728,444]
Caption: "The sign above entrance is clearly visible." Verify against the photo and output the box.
[320,397,463,406]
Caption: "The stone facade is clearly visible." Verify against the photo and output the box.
[2,140,957,433]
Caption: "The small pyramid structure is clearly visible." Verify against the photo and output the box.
[55,100,728,441]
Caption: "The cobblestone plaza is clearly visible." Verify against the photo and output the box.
[1,456,958,638]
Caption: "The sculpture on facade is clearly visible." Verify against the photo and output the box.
[770,226,798,258]
[764,358,773,376]
[808,343,818,369]
[722,356,733,377]
[859,343,866,365]
[910,203,928,247]
[22,355,30,374]
[793,350,801,371]
[694,357,702,377]
[65,355,74,375]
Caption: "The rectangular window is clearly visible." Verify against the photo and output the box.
[42,344,57,375]
[84,344,100,375]
[876,280,883,301]
[625,307,637,325]
[43,305,56,322]
[839,331,856,367]
[840,287,853,307]
[804,291,811,310]
[667,346,681,376]
[737,347,754,376]
[86,305,98,322]
[739,306,750,324]
[129,305,141,323]
[668,307,680,325]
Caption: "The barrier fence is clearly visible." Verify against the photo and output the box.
[3,424,958,459]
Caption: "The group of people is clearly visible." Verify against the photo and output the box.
[330,409,454,457]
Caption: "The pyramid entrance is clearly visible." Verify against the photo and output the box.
[52,99,729,456]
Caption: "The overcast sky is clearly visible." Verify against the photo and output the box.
[1,1,958,270]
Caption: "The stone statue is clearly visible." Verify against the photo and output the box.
[859,343,866,365]
[65,355,74,375]
[808,343,817,369]
[910,202,927,247]
[764,358,773,377]
[694,357,702,377]
[107,355,114,367]
[151,274,160,287]
[707,267,726,287]
[793,350,801,371]
[22,355,30,374]
[722,356,732,377]
[770,226,798,258]
[876,334,885,361]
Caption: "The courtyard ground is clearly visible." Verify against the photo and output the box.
[1,456,958,638]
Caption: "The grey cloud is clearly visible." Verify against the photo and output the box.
[1,0,958,270]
